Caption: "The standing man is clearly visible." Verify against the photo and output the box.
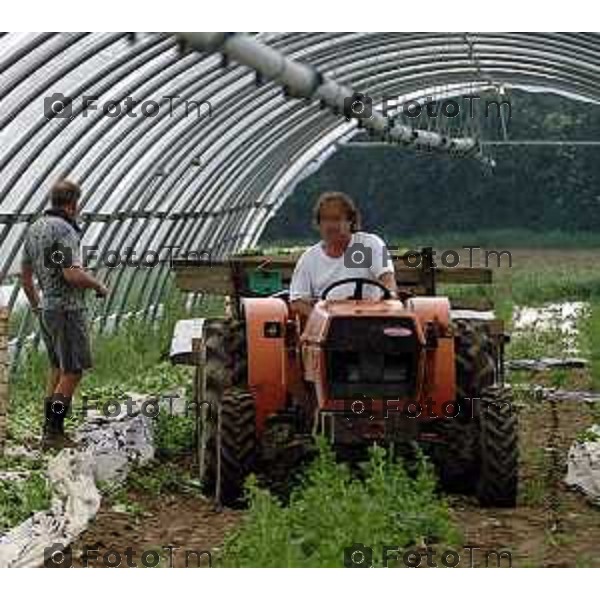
[20,179,108,447]
[289,191,407,321]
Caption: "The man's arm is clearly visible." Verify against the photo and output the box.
[289,251,315,320]
[378,270,398,295]
[62,266,108,296]
[20,241,41,312]
[60,229,108,296]
[369,234,398,295]
[290,297,316,320]
[369,235,415,300]
[21,265,41,312]
[377,266,415,301]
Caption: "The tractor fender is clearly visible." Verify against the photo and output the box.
[406,296,455,411]
[405,296,451,332]
[241,297,289,435]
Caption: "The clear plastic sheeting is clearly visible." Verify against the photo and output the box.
[1,32,600,352]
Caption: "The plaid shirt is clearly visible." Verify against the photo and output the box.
[21,212,86,311]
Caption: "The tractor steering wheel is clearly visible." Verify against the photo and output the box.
[320,277,393,301]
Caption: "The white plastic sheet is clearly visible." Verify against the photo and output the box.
[0,396,156,568]
[169,318,206,365]
[565,425,600,505]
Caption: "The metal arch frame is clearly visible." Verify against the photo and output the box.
[97,68,308,320]
[0,33,168,277]
[10,35,596,282]
[173,31,600,247]
[0,33,86,106]
[102,41,375,319]
[145,35,488,270]
[2,32,600,361]
[0,32,596,253]
[2,30,596,270]
[139,110,349,321]
[2,34,203,351]
[72,58,246,322]
[166,30,600,248]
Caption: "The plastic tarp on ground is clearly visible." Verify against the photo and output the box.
[566,424,600,505]
[0,393,155,568]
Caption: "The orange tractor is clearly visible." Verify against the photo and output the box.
[172,248,518,508]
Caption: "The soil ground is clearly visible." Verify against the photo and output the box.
[62,247,600,568]
[66,392,600,568]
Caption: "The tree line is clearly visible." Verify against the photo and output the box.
[263,90,600,241]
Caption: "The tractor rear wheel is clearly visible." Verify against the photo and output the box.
[202,319,256,506]
[437,319,496,493]
[477,386,518,507]
[454,319,497,400]
[437,320,518,507]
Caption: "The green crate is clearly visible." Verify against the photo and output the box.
[247,269,283,295]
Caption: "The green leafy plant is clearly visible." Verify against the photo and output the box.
[0,472,52,533]
[576,428,600,443]
[154,411,195,456]
[219,439,459,567]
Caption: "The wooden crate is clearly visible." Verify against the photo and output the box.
[0,308,8,455]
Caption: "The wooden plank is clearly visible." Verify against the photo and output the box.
[171,255,493,294]
[436,268,493,284]
[449,297,495,311]
[173,264,235,295]
[0,308,8,337]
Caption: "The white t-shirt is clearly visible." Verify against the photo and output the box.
[289,231,395,301]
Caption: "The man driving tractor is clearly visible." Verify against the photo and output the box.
[169,189,518,509]
[289,191,406,319]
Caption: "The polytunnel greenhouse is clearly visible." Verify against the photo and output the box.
[2,32,600,353]
[1,29,600,571]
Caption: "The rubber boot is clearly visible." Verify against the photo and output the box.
[42,396,61,450]
[42,394,77,450]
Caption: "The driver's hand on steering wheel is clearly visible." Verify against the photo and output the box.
[396,287,415,302]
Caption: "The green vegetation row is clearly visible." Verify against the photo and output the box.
[3,247,600,555]
[220,440,459,567]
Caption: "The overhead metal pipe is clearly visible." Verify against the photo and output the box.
[174,32,481,158]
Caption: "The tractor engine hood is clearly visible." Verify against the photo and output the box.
[301,299,428,401]
[301,298,428,347]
